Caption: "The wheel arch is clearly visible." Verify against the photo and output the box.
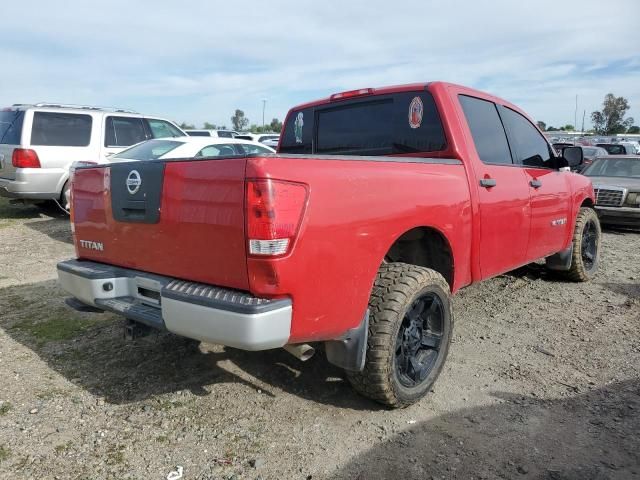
[580,197,595,208]
[382,226,455,290]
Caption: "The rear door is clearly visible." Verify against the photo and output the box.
[458,95,532,279]
[102,116,148,159]
[0,109,25,180]
[499,106,571,259]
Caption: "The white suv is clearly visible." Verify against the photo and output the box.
[0,103,184,208]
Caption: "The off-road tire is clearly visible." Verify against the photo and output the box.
[347,263,453,408]
[562,207,601,282]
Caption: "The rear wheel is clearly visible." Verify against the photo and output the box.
[562,207,601,281]
[347,263,453,408]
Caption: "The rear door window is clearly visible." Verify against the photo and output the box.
[0,110,24,145]
[146,119,183,139]
[112,139,184,161]
[279,91,446,155]
[499,107,553,168]
[459,95,513,165]
[105,116,147,147]
[31,112,92,147]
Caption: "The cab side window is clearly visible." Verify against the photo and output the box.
[500,107,553,168]
[459,95,513,165]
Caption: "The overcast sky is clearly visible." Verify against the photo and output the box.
[1,0,638,130]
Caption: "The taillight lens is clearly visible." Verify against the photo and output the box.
[12,149,40,168]
[246,179,308,256]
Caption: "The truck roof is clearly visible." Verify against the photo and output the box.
[287,81,537,135]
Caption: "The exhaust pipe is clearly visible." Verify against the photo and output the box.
[283,343,315,361]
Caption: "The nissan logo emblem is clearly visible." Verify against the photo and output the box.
[126,170,142,195]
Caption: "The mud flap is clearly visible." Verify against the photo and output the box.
[546,244,574,271]
[325,310,369,372]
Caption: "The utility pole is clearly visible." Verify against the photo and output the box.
[581,110,586,134]
[574,94,578,131]
[262,99,266,130]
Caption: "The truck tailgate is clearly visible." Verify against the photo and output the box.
[71,158,249,291]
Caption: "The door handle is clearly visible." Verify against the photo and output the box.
[530,179,542,189]
[479,178,497,188]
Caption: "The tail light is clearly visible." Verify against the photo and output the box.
[12,149,40,168]
[246,179,308,256]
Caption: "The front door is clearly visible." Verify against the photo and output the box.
[498,106,571,260]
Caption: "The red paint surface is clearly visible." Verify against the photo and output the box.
[71,82,594,344]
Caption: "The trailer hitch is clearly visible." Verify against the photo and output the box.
[124,319,153,340]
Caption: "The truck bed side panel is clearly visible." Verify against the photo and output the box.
[246,156,472,342]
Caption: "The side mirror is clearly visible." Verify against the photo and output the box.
[562,146,583,168]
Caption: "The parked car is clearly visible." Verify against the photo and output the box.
[0,103,184,209]
[234,133,280,145]
[579,146,609,171]
[596,143,636,155]
[618,141,640,154]
[581,156,640,227]
[184,129,238,138]
[261,137,280,149]
[58,82,596,408]
[106,137,275,163]
[552,142,575,154]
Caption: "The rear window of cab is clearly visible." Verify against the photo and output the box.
[279,91,446,155]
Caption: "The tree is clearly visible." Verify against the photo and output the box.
[546,126,559,131]
[591,94,634,135]
[627,125,640,134]
[269,118,283,133]
[231,110,249,131]
[560,124,575,131]
[203,122,217,130]
[179,122,195,130]
[536,120,547,131]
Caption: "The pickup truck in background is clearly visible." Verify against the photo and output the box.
[57,82,599,407]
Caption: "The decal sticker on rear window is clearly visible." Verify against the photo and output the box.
[294,112,304,143]
[408,96,423,129]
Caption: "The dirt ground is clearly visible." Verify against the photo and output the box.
[0,198,638,480]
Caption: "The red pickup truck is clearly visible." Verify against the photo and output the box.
[58,82,600,407]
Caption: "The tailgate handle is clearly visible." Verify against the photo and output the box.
[120,200,146,219]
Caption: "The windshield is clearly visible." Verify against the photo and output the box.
[112,139,184,160]
[0,110,24,144]
[582,158,640,178]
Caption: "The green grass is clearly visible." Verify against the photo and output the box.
[37,389,67,401]
[0,403,11,416]
[11,315,102,345]
[0,197,38,219]
[0,445,10,463]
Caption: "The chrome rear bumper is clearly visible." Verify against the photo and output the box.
[57,259,292,350]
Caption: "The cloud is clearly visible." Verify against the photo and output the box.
[0,0,638,128]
